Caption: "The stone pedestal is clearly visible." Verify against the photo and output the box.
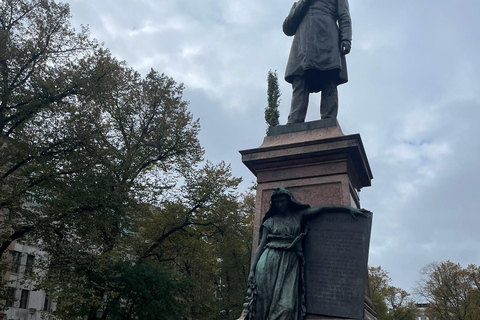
[239,120,375,320]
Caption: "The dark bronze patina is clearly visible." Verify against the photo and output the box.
[284,0,352,123]
[244,187,370,320]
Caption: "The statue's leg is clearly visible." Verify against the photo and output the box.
[320,80,338,119]
[287,76,309,124]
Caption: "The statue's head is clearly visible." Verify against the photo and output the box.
[263,187,309,222]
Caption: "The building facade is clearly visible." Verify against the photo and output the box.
[416,303,434,320]
[2,241,54,320]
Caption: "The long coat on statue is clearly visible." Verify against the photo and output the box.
[284,0,352,93]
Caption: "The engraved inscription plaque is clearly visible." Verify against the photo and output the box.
[304,211,373,318]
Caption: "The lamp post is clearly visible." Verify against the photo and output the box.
[96,308,104,319]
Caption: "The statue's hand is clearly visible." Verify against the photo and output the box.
[248,272,255,285]
[246,272,256,297]
[358,208,371,218]
[349,207,371,220]
[361,208,371,213]
[340,40,351,55]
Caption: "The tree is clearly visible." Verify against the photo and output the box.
[369,266,416,320]
[416,261,480,320]
[265,70,281,134]
[210,190,254,319]
[103,261,184,320]
[133,179,254,320]
[469,264,480,315]
[0,0,121,258]
[369,266,390,319]
[383,287,417,320]
[0,0,124,309]
[1,1,254,318]
[30,70,234,319]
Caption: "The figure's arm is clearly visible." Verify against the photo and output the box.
[247,229,269,284]
[337,0,352,54]
[302,205,370,220]
[283,0,312,36]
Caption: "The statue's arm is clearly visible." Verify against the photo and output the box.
[337,0,352,54]
[302,205,369,220]
[283,0,312,36]
[247,228,269,283]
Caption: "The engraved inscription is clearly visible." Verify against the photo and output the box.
[304,211,372,319]
[306,230,364,305]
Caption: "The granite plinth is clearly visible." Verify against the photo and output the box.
[241,125,372,191]
[240,124,373,252]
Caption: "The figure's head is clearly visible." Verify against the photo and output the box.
[272,194,289,214]
[263,187,310,222]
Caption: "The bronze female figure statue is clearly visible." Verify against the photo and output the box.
[244,187,367,320]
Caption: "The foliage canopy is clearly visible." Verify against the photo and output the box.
[416,261,480,320]
[369,266,416,320]
[0,1,254,319]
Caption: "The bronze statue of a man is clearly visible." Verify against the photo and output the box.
[284,0,352,124]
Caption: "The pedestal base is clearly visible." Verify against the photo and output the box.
[239,121,375,320]
[240,122,372,248]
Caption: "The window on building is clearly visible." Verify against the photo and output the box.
[43,293,51,311]
[11,251,21,273]
[25,255,35,275]
[19,289,29,309]
[6,287,16,307]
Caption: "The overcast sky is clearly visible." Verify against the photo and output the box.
[65,0,480,295]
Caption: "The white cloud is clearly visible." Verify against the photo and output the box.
[220,1,263,25]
